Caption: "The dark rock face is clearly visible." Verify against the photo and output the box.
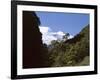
[23,11,44,68]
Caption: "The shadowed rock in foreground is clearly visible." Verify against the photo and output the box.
[23,11,44,68]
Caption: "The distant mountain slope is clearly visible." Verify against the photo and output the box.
[48,24,89,67]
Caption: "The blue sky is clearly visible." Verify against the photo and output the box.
[36,11,89,35]
[35,11,89,44]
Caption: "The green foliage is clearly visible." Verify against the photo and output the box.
[47,24,90,67]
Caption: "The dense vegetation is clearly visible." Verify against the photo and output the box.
[44,24,90,67]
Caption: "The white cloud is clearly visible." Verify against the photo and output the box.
[39,27,51,34]
[68,35,74,39]
[39,26,73,45]
[39,26,57,45]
